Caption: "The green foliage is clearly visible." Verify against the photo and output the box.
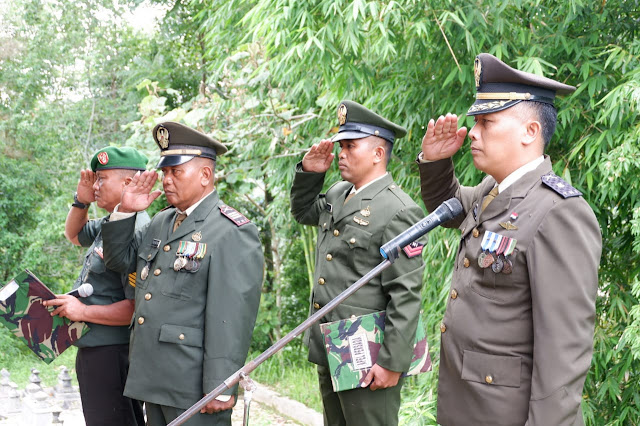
[2,0,640,423]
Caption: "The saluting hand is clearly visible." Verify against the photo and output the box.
[421,113,468,161]
[76,169,97,204]
[362,363,402,391]
[119,170,162,213]
[301,139,335,173]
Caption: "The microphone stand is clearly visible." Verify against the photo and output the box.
[168,259,392,425]
[169,198,462,426]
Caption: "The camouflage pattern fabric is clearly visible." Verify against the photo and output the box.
[0,270,88,364]
[320,311,432,392]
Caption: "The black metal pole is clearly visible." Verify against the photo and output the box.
[168,259,392,426]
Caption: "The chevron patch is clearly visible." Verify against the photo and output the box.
[128,272,136,288]
[403,241,424,258]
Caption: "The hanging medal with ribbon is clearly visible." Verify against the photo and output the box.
[491,235,509,273]
[501,238,517,274]
[484,232,502,268]
[478,231,491,267]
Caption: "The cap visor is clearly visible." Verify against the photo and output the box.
[331,131,370,142]
[467,99,522,116]
[156,155,195,168]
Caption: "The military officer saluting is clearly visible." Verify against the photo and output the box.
[290,101,426,426]
[418,54,602,425]
[101,122,264,426]
[45,146,148,426]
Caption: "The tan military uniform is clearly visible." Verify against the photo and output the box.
[419,156,601,426]
[291,166,425,425]
[102,192,263,425]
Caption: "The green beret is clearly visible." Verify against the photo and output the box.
[332,100,407,144]
[468,53,576,116]
[90,146,148,172]
[153,122,227,168]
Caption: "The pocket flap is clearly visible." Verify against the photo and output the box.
[461,350,521,388]
[342,225,372,250]
[158,324,203,348]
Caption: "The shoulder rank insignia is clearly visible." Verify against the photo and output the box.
[128,272,136,288]
[541,173,582,198]
[403,241,424,258]
[220,205,250,226]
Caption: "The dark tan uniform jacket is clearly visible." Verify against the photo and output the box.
[419,156,601,426]
[290,167,425,372]
[102,191,263,411]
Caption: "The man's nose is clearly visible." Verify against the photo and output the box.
[469,124,479,141]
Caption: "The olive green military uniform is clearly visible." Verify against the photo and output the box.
[290,101,426,426]
[73,146,149,426]
[419,54,602,426]
[102,122,264,426]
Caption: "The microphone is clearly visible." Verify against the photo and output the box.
[380,198,463,262]
[66,283,94,298]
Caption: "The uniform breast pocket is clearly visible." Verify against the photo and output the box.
[341,225,373,275]
[469,249,522,302]
[317,211,333,245]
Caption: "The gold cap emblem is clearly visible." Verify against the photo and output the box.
[156,126,170,149]
[337,103,347,126]
[474,57,482,90]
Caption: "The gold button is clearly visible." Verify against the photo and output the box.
[323,222,327,228]
[137,317,145,325]
[472,228,480,238]
[451,289,458,299]
[333,229,340,236]
[154,268,161,276]
[179,334,185,340]
[326,254,333,261]
[144,293,152,301]
[313,302,320,309]
[440,323,446,333]
[390,185,396,189]
[163,245,171,252]
[147,254,152,260]
[349,238,356,244]
[374,130,380,136]
[318,278,325,285]
[463,258,470,268]
[485,375,493,384]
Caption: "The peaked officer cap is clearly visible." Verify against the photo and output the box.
[332,100,407,145]
[467,53,576,116]
[153,122,227,168]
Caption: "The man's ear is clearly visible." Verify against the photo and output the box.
[200,163,213,186]
[522,119,542,147]
[373,145,385,164]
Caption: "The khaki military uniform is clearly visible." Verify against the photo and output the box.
[102,192,263,425]
[419,156,601,426]
[290,166,425,425]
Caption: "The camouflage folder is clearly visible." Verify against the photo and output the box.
[320,311,432,392]
[0,270,89,364]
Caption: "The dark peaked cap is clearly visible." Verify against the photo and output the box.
[467,53,576,116]
[153,121,227,168]
[332,100,407,145]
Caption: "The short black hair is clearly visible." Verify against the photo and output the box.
[518,101,557,148]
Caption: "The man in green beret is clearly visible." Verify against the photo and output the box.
[44,146,149,426]
[100,122,264,426]
[290,100,426,425]
[418,53,601,425]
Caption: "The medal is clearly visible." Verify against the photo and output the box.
[353,216,369,226]
[174,257,183,271]
[141,263,149,280]
[360,206,371,217]
[478,231,492,267]
[501,238,517,275]
[492,236,509,273]
[491,257,504,273]
[192,232,202,242]
[187,259,200,273]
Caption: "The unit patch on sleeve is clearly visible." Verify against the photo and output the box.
[541,173,582,198]
[220,205,250,226]
[403,241,424,258]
